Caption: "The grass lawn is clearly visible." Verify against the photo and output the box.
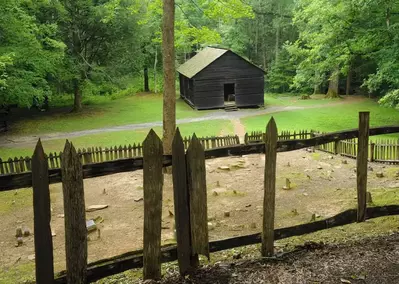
[243,99,399,139]
[0,119,234,158]
[264,93,342,106]
[8,94,214,136]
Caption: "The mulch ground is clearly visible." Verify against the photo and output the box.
[153,233,399,284]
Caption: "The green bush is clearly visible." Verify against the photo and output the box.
[378,89,399,109]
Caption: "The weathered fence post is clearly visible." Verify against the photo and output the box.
[370,142,375,162]
[262,117,278,257]
[61,141,87,284]
[143,130,163,280]
[186,134,209,263]
[357,112,370,222]
[32,140,54,284]
[0,158,4,174]
[172,128,193,275]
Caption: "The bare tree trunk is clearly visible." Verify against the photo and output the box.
[144,67,149,92]
[313,71,320,95]
[275,2,282,64]
[73,79,82,112]
[154,48,158,93]
[346,64,352,96]
[326,68,340,98]
[162,0,176,156]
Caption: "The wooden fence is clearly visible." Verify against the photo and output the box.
[0,135,240,175]
[245,129,399,164]
[244,129,313,144]
[0,114,398,283]
[316,135,399,164]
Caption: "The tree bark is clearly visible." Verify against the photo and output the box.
[154,48,158,93]
[73,79,82,112]
[313,71,321,95]
[274,2,282,64]
[346,64,352,96]
[326,68,340,98]
[144,67,149,92]
[162,0,176,156]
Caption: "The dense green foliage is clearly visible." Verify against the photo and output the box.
[1,0,399,109]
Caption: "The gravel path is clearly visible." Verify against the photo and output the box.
[0,105,302,147]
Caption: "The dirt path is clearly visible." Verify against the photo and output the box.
[231,118,246,141]
[0,97,364,148]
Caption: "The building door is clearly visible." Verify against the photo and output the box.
[224,83,235,102]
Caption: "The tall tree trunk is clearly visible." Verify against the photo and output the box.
[275,2,282,64]
[144,67,149,92]
[162,0,176,156]
[326,68,340,98]
[313,70,320,95]
[154,48,158,93]
[346,64,352,96]
[73,79,82,112]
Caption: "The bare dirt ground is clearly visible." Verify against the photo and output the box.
[1,149,398,282]
[156,233,399,284]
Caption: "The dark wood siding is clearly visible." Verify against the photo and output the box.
[180,50,264,110]
[180,74,196,107]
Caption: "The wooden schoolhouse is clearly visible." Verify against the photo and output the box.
[177,47,265,110]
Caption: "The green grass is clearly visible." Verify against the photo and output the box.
[0,120,233,158]
[264,93,342,106]
[10,94,213,135]
[243,99,399,138]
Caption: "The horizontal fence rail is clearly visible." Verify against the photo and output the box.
[2,114,399,284]
[53,205,399,283]
[1,125,399,191]
[0,135,240,176]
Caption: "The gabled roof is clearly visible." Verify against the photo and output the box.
[177,47,264,79]
[177,47,228,79]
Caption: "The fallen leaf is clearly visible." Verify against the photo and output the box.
[340,279,351,283]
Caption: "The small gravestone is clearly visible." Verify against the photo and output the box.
[376,172,384,178]
[15,227,22,238]
[86,220,97,232]
[283,178,291,190]
[224,211,230,217]
[86,205,108,212]
[23,227,30,237]
[366,192,373,204]
[216,180,221,187]
[16,237,23,247]
[208,222,215,231]
[218,166,230,171]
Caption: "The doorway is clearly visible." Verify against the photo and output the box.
[224,83,235,102]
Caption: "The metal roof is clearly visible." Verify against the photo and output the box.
[177,47,228,79]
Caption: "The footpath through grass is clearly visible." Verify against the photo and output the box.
[0,119,234,158]
[8,94,213,136]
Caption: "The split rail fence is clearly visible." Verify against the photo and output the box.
[0,112,399,283]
